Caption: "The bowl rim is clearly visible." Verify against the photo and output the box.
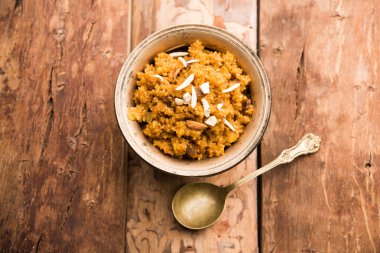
[115,24,271,177]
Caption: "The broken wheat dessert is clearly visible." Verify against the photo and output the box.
[128,41,254,160]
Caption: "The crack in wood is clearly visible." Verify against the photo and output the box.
[365,152,372,177]
[269,235,283,253]
[295,44,305,120]
[301,249,318,253]
[332,13,346,21]
[82,22,96,51]
[60,186,79,231]
[6,0,22,31]
[38,65,55,164]
[74,102,88,138]
[34,233,44,253]
[14,0,23,11]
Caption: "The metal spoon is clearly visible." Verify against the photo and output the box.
[172,133,321,230]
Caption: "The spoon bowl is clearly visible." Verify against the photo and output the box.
[172,182,228,229]
[172,134,322,229]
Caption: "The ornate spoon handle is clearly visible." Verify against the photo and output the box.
[224,134,321,193]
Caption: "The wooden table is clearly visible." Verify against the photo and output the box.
[0,0,379,252]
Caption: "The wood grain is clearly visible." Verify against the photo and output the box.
[259,0,380,252]
[0,0,129,251]
[127,0,259,252]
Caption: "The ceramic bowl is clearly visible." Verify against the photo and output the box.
[115,24,271,177]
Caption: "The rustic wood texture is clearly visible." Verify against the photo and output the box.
[0,0,129,252]
[3,0,379,252]
[260,0,380,252]
[126,0,259,252]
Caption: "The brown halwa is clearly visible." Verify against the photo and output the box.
[128,41,254,160]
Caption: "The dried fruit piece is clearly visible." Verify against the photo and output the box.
[173,68,181,79]
[175,98,185,105]
[175,74,194,90]
[205,116,217,126]
[195,88,203,97]
[186,120,208,130]
[178,57,187,67]
[191,86,197,108]
[200,82,210,94]
[201,98,210,117]
[153,74,163,82]
[222,83,240,93]
[186,145,197,159]
[183,92,192,104]
[186,59,200,64]
[169,52,188,57]
[224,119,236,132]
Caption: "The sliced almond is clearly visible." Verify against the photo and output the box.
[175,74,194,90]
[186,59,200,64]
[205,116,217,126]
[178,57,187,67]
[175,98,185,105]
[183,92,192,104]
[201,98,210,117]
[200,82,210,94]
[191,86,197,108]
[222,83,240,93]
[217,103,223,110]
[173,68,181,79]
[169,52,189,57]
[224,119,236,132]
[186,120,208,130]
[153,74,163,82]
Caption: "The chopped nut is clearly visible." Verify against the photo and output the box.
[186,145,197,159]
[191,86,197,108]
[186,120,208,130]
[201,98,210,117]
[169,52,189,57]
[178,57,187,67]
[175,98,185,105]
[183,92,192,104]
[205,116,217,126]
[224,119,236,132]
[186,59,200,64]
[222,83,240,93]
[217,103,223,110]
[175,73,194,90]
[153,74,163,82]
[173,68,181,79]
[195,88,203,97]
[200,82,210,94]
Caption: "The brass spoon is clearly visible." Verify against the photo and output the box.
[172,133,321,230]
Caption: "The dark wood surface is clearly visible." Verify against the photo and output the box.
[1,0,379,252]
[0,0,129,251]
[260,0,380,252]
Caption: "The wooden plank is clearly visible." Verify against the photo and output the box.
[0,0,129,251]
[127,0,258,252]
[260,0,380,252]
